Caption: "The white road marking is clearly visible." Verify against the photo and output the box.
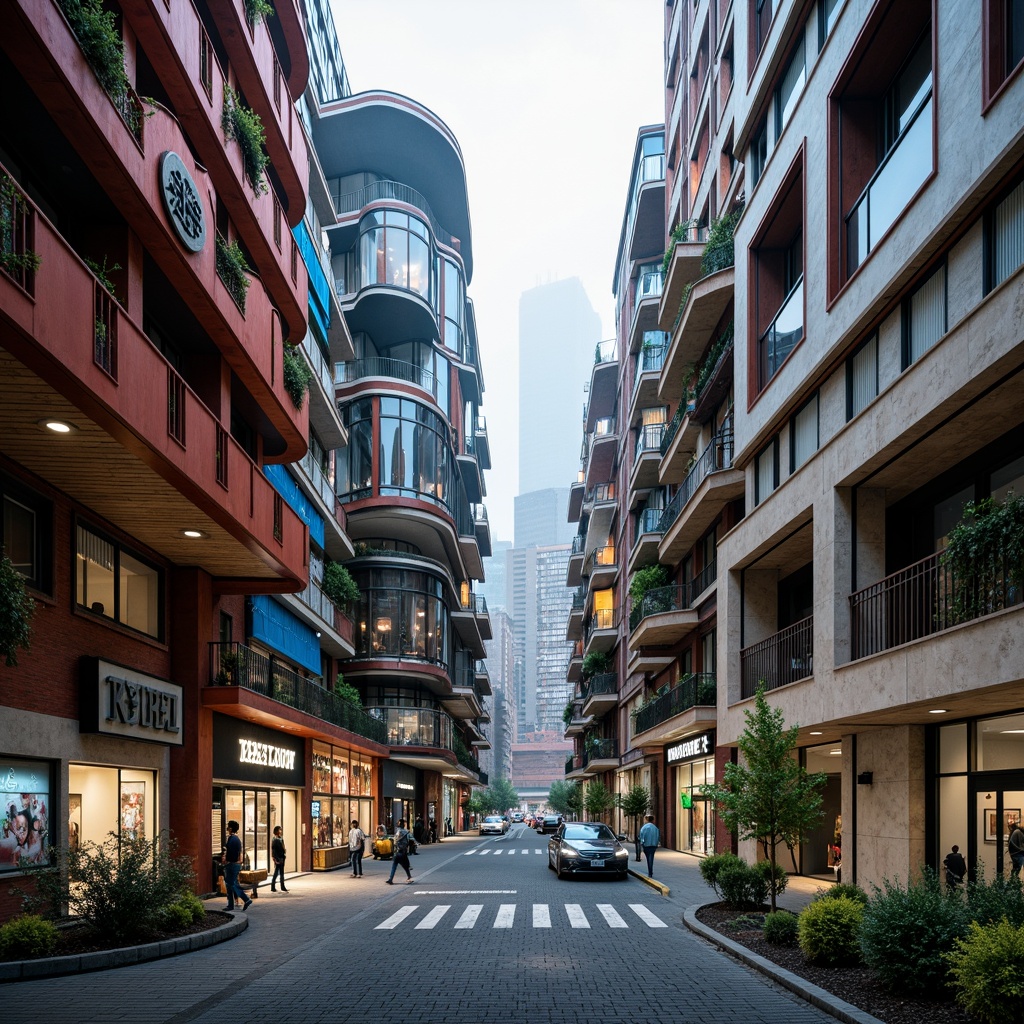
[414,890,517,895]
[565,904,590,928]
[532,904,551,928]
[415,905,450,929]
[494,903,516,928]
[375,906,417,930]
[630,904,667,927]
[597,904,628,928]
[455,905,483,928]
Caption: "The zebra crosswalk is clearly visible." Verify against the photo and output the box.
[464,848,545,855]
[374,902,669,931]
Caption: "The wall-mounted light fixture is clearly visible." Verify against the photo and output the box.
[857,771,873,785]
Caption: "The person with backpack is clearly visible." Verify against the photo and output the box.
[943,844,967,888]
[348,819,366,877]
[385,818,415,884]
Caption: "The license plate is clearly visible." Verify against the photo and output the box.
[589,859,605,867]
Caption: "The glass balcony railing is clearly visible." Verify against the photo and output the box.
[594,339,617,365]
[636,268,665,301]
[366,705,455,752]
[633,506,664,548]
[758,278,803,387]
[582,737,618,767]
[584,545,616,577]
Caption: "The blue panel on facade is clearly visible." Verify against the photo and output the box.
[249,595,321,675]
[264,464,325,547]
[294,221,330,341]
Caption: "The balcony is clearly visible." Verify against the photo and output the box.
[473,504,492,559]
[584,339,619,431]
[336,356,436,400]
[629,335,669,422]
[566,531,587,587]
[628,506,664,576]
[475,660,492,697]
[658,223,707,331]
[452,592,489,656]
[301,335,346,450]
[581,672,618,719]
[566,585,586,641]
[474,416,491,470]
[850,549,1023,661]
[583,483,618,554]
[691,326,734,425]
[659,266,735,403]
[581,737,619,774]
[659,400,700,483]
[629,584,698,646]
[583,607,619,657]
[584,417,618,491]
[566,641,584,683]
[741,615,814,699]
[565,752,585,778]
[568,471,586,523]
[584,545,617,591]
[659,432,743,563]
[628,269,665,354]
[631,673,717,744]
[631,422,666,493]
[206,642,387,746]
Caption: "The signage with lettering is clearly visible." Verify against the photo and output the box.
[212,714,305,787]
[382,760,417,798]
[79,658,184,746]
[666,730,715,765]
[159,151,206,253]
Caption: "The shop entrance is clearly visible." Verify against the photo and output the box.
[971,778,1024,879]
[216,787,297,875]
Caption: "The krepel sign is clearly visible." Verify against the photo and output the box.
[79,658,184,746]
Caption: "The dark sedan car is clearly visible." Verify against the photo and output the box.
[547,822,630,879]
[536,814,562,834]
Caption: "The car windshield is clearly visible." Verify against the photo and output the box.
[563,824,615,841]
[484,816,502,823]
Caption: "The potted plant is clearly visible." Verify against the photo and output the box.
[322,561,360,609]
[215,234,251,311]
[222,84,269,195]
[580,651,609,681]
[0,550,34,667]
[216,649,240,685]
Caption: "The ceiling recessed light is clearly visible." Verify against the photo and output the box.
[829,748,842,755]
[929,709,948,715]
[181,529,206,539]
[38,418,75,434]
[809,731,823,736]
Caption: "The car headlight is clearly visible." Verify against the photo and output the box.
[614,848,629,858]
[561,847,579,858]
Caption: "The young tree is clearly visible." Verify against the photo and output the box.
[547,780,572,816]
[700,684,828,912]
[584,780,615,821]
[565,781,585,821]
[464,791,489,823]
[619,785,651,851]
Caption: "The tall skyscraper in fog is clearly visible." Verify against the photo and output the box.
[518,278,601,494]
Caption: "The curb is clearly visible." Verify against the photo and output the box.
[0,913,247,984]
[627,866,670,895]
[682,906,884,1024]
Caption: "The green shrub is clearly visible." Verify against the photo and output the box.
[215,235,251,311]
[0,914,58,958]
[322,562,360,608]
[0,548,35,667]
[754,858,788,902]
[945,919,1024,1024]
[763,910,799,946]
[718,861,769,909]
[699,851,744,899]
[173,891,207,924]
[966,867,1024,927]
[222,84,269,194]
[699,205,743,277]
[813,882,869,905]
[159,900,193,931]
[282,345,313,408]
[859,869,968,995]
[798,896,863,966]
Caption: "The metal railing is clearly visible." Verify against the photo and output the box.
[582,737,618,768]
[629,583,691,631]
[850,548,1022,660]
[570,585,586,611]
[635,422,666,461]
[302,332,335,402]
[658,432,734,533]
[758,278,804,386]
[632,673,717,736]
[333,179,456,250]
[584,608,618,642]
[570,533,586,556]
[335,357,436,396]
[691,558,717,600]
[633,343,667,399]
[367,705,454,752]
[594,339,617,364]
[208,642,386,743]
[581,672,617,700]
[566,753,581,776]
[633,506,664,548]
[660,399,695,455]
[740,616,813,698]
[584,545,616,577]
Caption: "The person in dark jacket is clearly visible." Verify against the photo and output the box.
[222,820,252,911]
[270,825,288,892]
[386,818,415,884]
[943,844,966,888]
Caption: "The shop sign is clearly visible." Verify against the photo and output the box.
[159,151,206,253]
[382,760,417,797]
[666,730,714,765]
[213,714,304,787]
[80,658,183,746]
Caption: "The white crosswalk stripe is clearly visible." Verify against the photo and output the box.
[597,904,628,928]
[375,906,417,930]
[565,903,590,928]
[629,904,668,927]
[415,905,450,929]
[494,903,516,928]
[455,905,482,928]
[532,903,551,928]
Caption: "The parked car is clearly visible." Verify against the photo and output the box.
[511,812,524,823]
[479,815,509,835]
[547,822,630,879]
[536,814,562,834]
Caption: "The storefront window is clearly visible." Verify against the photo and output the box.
[311,741,373,851]
[0,758,53,870]
[66,764,154,861]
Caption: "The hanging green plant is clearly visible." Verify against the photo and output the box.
[333,675,362,706]
[215,234,251,311]
[84,256,121,298]
[282,345,313,408]
[629,564,668,605]
[700,205,744,277]
[0,550,35,667]
[244,0,275,26]
[694,321,735,399]
[0,175,42,279]
[661,219,693,276]
[322,561,360,608]
[222,84,269,195]
[581,651,610,681]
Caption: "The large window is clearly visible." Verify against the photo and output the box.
[790,393,819,472]
[1,475,52,593]
[76,524,161,638]
[358,209,430,298]
[985,0,1024,103]
[846,334,878,420]
[987,176,1024,292]
[775,35,806,138]
[903,263,946,367]
[337,399,373,500]
[441,257,464,355]
[755,439,779,506]
[378,396,454,508]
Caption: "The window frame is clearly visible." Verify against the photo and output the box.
[845,333,879,420]
[901,261,947,370]
[754,437,779,506]
[789,393,820,473]
[0,474,53,595]
[984,173,1024,294]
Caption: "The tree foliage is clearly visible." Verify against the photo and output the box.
[0,550,34,667]
[619,784,650,840]
[583,780,615,821]
[700,684,827,911]
[547,780,575,816]
[483,777,519,814]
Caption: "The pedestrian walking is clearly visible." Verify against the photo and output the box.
[385,818,414,884]
[1009,821,1024,877]
[222,820,252,911]
[639,813,660,878]
[270,825,288,892]
[348,819,365,877]
[943,844,966,888]
[412,814,424,852]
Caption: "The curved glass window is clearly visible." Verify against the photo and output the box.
[353,567,449,667]
[379,396,453,509]
[358,210,431,299]
[442,257,463,355]
[337,399,373,500]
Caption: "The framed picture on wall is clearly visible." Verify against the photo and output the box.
[120,781,145,840]
[68,794,82,853]
[985,809,1020,843]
